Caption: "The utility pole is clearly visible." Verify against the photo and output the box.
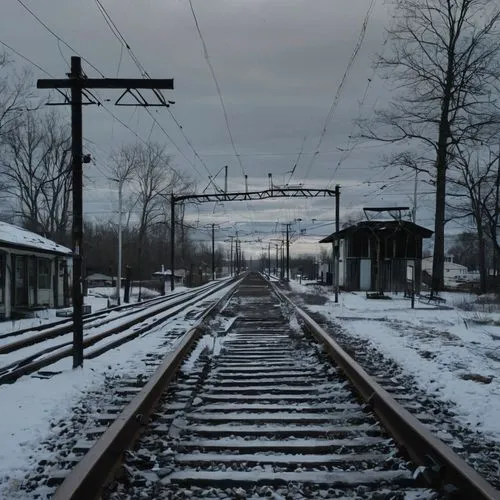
[211,223,215,280]
[38,57,173,368]
[224,165,228,194]
[229,236,234,277]
[170,195,175,291]
[275,244,279,276]
[286,224,290,281]
[116,179,123,304]
[280,242,285,279]
[413,170,418,224]
[268,243,271,277]
[335,184,340,303]
[236,238,241,274]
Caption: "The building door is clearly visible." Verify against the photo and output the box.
[360,259,371,290]
[14,255,28,306]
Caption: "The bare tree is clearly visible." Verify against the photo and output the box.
[0,53,34,141]
[447,148,496,292]
[1,109,71,241]
[108,144,140,302]
[362,0,500,293]
[125,142,187,297]
[479,148,500,274]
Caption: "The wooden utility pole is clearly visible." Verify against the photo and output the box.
[170,195,175,291]
[37,56,174,368]
[211,223,215,280]
[286,223,291,281]
[335,184,340,303]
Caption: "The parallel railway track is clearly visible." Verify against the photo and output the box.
[0,278,237,384]
[36,273,499,499]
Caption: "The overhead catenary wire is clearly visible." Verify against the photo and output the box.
[187,0,245,179]
[186,0,259,232]
[15,0,210,183]
[93,0,223,189]
[302,0,377,183]
[15,0,106,78]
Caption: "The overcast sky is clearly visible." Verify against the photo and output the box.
[1,0,443,257]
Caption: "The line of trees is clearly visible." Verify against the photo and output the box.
[362,0,500,293]
[0,53,222,285]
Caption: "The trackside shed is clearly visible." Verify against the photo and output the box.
[319,220,433,293]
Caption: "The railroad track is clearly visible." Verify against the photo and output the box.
[0,278,237,384]
[41,273,499,499]
[0,280,220,345]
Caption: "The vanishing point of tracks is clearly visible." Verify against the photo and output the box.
[44,274,500,499]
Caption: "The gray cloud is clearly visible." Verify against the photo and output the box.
[0,0,439,257]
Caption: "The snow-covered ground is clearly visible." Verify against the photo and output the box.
[2,277,499,496]
[0,283,232,498]
[288,280,500,442]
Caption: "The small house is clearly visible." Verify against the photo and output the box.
[152,266,186,286]
[85,273,115,287]
[0,221,72,319]
[319,220,433,293]
[422,256,477,287]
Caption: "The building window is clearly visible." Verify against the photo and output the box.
[38,259,51,289]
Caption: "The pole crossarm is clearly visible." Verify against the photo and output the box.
[173,187,337,204]
[36,56,175,368]
[37,78,174,90]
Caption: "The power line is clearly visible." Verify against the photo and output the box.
[187,0,245,179]
[0,38,54,77]
[186,0,259,230]
[92,0,221,186]
[16,0,209,182]
[302,0,377,183]
[15,0,105,77]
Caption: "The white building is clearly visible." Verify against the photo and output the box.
[422,256,470,286]
[0,222,72,319]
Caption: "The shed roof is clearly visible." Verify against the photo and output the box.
[0,221,72,255]
[319,220,433,243]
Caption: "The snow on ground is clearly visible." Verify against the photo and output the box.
[288,280,500,442]
[0,282,234,498]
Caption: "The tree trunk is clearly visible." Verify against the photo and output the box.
[431,152,446,294]
[477,222,487,293]
[431,56,453,295]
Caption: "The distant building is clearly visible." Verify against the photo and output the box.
[85,273,115,287]
[422,256,476,287]
[0,221,72,319]
[152,266,186,286]
[319,220,433,293]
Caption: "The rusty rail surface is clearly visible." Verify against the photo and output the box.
[272,282,500,500]
[52,278,241,500]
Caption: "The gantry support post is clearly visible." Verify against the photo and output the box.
[335,184,340,303]
[171,195,175,291]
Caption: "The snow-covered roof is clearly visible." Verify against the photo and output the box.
[0,221,71,255]
[85,273,113,281]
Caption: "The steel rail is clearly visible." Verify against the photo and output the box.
[272,283,500,499]
[0,278,237,384]
[0,283,213,346]
[52,279,241,500]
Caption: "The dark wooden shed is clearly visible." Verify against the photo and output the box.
[319,220,433,293]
